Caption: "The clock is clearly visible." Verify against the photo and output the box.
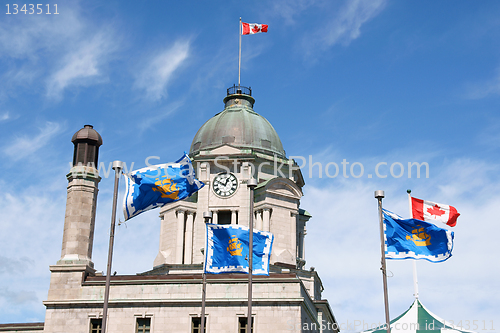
[213,173,238,198]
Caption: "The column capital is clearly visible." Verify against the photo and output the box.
[66,166,101,182]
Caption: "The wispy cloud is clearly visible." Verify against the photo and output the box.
[0,6,83,59]
[46,31,118,99]
[270,0,320,25]
[0,256,34,275]
[0,188,66,321]
[325,0,386,46]
[134,41,190,101]
[0,3,119,101]
[138,101,184,132]
[0,288,38,305]
[0,112,9,121]
[464,67,500,99]
[302,0,386,57]
[3,121,61,161]
[302,156,500,332]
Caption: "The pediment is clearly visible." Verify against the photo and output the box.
[258,177,302,199]
[269,183,299,197]
[209,145,242,155]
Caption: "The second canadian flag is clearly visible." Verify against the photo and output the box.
[242,22,268,35]
[411,197,460,227]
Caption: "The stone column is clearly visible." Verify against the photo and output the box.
[290,212,297,262]
[263,208,271,232]
[256,210,263,231]
[176,210,185,264]
[231,210,238,225]
[184,212,194,264]
[212,210,218,224]
[302,229,307,260]
[58,167,100,266]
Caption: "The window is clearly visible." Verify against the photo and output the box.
[238,317,253,333]
[218,211,232,225]
[90,318,102,333]
[136,318,151,333]
[191,317,206,333]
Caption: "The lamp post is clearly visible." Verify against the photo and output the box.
[102,161,124,333]
[247,178,258,330]
[200,211,212,333]
[375,190,391,333]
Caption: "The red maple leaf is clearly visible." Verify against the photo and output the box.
[427,204,445,217]
[252,25,260,33]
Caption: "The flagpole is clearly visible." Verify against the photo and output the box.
[247,178,257,329]
[238,17,242,90]
[201,211,212,333]
[375,190,391,333]
[102,161,124,333]
[407,189,419,299]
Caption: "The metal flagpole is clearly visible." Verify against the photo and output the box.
[247,178,257,330]
[375,190,391,333]
[201,211,212,333]
[102,160,124,333]
[238,17,242,90]
[407,189,419,299]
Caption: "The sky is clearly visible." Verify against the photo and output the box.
[0,0,499,331]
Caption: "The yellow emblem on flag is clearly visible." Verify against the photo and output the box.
[227,235,243,256]
[406,226,431,246]
[152,176,180,200]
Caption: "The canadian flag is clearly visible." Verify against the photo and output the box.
[242,22,268,35]
[411,197,460,227]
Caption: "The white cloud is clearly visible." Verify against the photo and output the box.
[134,41,190,101]
[302,0,386,57]
[325,0,386,46]
[270,0,320,25]
[0,288,38,305]
[46,31,117,99]
[0,256,34,275]
[0,3,119,100]
[0,6,83,59]
[301,156,500,332]
[0,188,66,322]
[3,121,61,161]
[0,112,9,121]
[464,67,500,99]
[138,101,184,132]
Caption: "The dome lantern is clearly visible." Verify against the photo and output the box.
[190,86,285,157]
[71,125,103,167]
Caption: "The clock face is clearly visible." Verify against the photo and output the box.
[213,173,238,198]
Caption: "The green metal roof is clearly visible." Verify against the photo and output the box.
[363,299,476,333]
[299,208,312,217]
[190,93,286,158]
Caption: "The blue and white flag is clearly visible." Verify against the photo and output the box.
[123,154,204,220]
[384,210,454,263]
[204,224,274,275]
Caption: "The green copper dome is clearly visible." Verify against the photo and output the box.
[190,92,286,158]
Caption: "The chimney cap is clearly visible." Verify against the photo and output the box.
[71,125,103,146]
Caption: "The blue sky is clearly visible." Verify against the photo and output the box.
[0,0,499,331]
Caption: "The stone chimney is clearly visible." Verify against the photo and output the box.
[58,125,102,266]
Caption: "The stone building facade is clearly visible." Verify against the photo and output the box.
[1,88,338,333]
